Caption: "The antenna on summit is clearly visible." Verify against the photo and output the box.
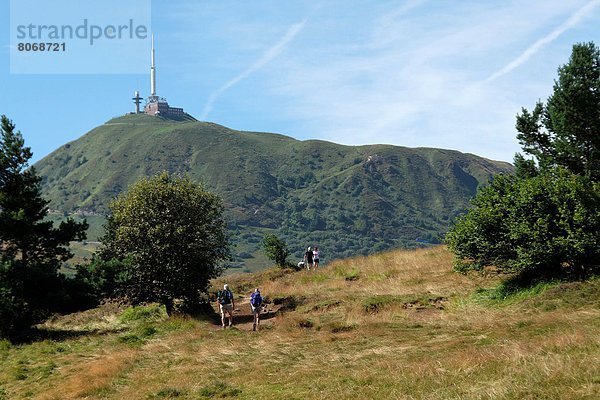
[137,34,190,119]
[150,33,156,97]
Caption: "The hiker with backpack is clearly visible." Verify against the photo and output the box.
[217,284,235,328]
[250,288,263,331]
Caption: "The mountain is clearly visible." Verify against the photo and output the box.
[35,113,513,269]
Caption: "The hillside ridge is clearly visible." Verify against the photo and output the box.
[35,114,513,269]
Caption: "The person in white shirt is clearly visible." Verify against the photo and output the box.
[312,246,320,270]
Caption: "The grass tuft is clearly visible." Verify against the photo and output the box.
[473,280,556,305]
[198,381,241,398]
[329,322,358,333]
[272,295,303,311]
[0,340,10,360]
[119,304,167,323]
[147,387,185,399]
[297,319,314,329]
[12,361,28,381]
[362,294,401,313]
[118,324,157,346]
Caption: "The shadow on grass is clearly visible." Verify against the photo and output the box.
[227,311,278,325]
[196,303,280,327]
[9,326,121,345]
[475,271,600,304]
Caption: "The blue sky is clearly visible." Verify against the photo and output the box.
[1,0,599,164]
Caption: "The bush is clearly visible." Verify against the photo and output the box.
[446,168,600,280]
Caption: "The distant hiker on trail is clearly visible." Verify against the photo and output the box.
[250,288,263,331]
[304,246,314,271]
[312,246,320,270]
[217,284,235,328]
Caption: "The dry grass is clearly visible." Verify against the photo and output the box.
[1,246,599,399]
[39,350,138,400]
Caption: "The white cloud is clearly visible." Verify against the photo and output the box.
[200,19,307,119]
[484,0,600,83]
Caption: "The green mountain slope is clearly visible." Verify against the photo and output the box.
[35,114,513,268]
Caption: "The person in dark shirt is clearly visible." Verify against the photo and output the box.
[304,246,314,271]
[217,284,235,328]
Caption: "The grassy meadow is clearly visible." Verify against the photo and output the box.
[1,246,598,399]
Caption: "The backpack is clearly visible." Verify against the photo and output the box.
[250,291,263,308]
[218,289,232,304]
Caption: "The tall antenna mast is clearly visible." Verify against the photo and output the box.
[150,34,156,97]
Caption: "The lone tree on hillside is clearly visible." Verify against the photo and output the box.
[0,115,88,337]
[262,234,291,268]
[446,42,600,281]
[98,172,230,315]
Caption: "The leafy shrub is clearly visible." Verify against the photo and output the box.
[446,169,600,280]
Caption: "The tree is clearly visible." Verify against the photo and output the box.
[0,115,88,337]
[515,42,600,180]
[446,43,600,281]
[98,172,230,315]
[262,234,291,268]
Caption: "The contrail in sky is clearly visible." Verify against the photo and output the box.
[484,0,600,83]
[201,19,307,119]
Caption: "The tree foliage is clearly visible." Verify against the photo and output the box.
[447,43,600,281]
[262,234,291,268]
[0,115,88,337]
[98,172,230,314]
[446,169,600,278]
[515,42,600,180]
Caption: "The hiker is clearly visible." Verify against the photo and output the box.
[312,246,320,270]
[250,288,263,331]
[304,246,314,271]
[217,284,235,328]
